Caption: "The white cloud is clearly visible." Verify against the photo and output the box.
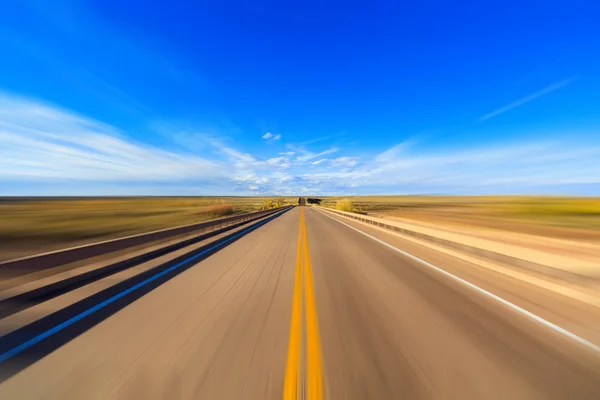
[478,77,576,121]
[0,93,225,183]
[233,173,257,182]
[330,156,359,168]
[374,141,414,163]
[302,135,332,145]
[205,138,255,163]
[3,91,598,196]
[311,156,358,167]
[262,157,291,169]
[262,132,281,141]
[296,147,339,162]
[298,139,600,194]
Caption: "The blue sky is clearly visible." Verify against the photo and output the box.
[1,0,599,195]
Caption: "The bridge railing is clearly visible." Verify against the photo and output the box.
[0,206,294,279]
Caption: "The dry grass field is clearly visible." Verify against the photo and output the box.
[3,195,599,262]
[321,196,600,242]
[0,197,297,261]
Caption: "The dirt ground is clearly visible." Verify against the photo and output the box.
[321,196,600,243]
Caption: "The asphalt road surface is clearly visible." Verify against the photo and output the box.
[0,206,599,399]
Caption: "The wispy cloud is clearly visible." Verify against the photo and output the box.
[253,157,292,169]
[2,91,599,196]
[331,157,359,167]
[0,92,225,185]
[300,132,346,146]
[301,135,331,145]
[374,140,415,163]
[299,138,600,194]
[478,77,576,121]
[296,147,339,162]
[312,157,359,168]
[262,131,281,141]
[205,137,256,163]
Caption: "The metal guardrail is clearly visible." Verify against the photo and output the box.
[318,207,589,282]
[0,206,294,278]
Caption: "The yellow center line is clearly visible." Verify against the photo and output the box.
[302,208,324,400]
[283,207,324,400]
[283,209,304,399]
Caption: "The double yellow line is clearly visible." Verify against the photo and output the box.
[284,207,324,400]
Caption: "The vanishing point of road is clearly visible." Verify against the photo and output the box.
[0,206,599,399]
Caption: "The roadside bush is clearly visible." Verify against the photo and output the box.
[261,198,274,210]
[335,199,354,212]
[206,204,234,216]
[261,197,286,210]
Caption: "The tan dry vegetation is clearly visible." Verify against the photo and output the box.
[260,197,287,210]
[0,197,296,261]
[334,199,355,212]
[320,196,600,242]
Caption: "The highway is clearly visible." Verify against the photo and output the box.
[0,206,599,399]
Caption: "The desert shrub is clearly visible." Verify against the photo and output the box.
[260,197,287,210]
[335,199,354,212]
[261,198,275,210]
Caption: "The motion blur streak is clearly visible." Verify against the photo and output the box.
[0,211,281,365]
[283,211,304,399]
[1,207,600,399]
[316,208,600,353]
[284,207,324,399]
[302,209,324,400]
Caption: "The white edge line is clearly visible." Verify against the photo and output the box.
[314,208,600,354]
